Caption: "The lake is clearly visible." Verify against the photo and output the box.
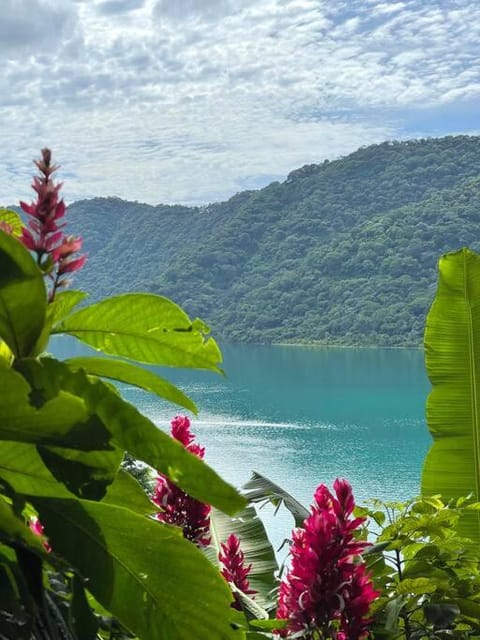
[53,340,432,549]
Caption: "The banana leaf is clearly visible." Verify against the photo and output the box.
[243,471,309,528]
[205,504,279,613]
[422,248,480,540]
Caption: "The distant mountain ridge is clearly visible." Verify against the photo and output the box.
[65,135,480,346]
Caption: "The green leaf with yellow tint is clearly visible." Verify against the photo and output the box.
[66,356,197,414]
[0,340,13,366]
[0,209,24,237]
[34,290,88,355]
[54,293,222,371]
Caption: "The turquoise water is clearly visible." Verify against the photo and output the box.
[52,340,432,547]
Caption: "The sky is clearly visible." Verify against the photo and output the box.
[0,0,479,206]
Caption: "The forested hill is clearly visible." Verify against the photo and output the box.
[68,135,480,346]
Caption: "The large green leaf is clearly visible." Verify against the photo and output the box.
[47,290,88,328]
[32,498,243,640]
[422,248,480,540]
[36,357,245,515]
[37,445,123,500]
[0,441,73,498]
[34,290,88,355]
[0,231,46,357]
[0,365,110,450]
[206,504,278,613]
[0,437,121,511]
[102,469,159,515]
[65,356,197,413]
[0,442,121,504]
[54,293,222,371]
[243,471,309,528]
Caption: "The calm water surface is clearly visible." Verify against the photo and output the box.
[53,340,432,547]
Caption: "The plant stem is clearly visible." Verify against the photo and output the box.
[395,548,412,640]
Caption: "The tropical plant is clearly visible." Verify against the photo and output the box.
[0,150,246,639]
[360,495,480,640]
[422,248,480,541]
[235,472,480,640]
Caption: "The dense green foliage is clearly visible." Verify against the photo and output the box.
[0,225,247,639]
[362,496,480,639]
[242,471,480,639]
[66,135,480,346]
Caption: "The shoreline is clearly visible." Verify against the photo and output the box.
[272,342,423,351]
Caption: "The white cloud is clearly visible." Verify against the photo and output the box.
[96,0,145,15]
[0,0,76,54]
[0,0,478,205]
[153,0,243,22]
[371,2,407,16]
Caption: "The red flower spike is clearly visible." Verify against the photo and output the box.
[170,415,196,448]
[276,478,379,640]
[218,534,257,610]
[153,416,211,547]
[18,149,85,301]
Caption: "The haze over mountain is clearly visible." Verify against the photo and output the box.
[67,135,480,346]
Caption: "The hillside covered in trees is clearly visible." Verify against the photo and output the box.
[66,135,480,346]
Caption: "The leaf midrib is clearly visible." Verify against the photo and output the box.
[53,327,188,339]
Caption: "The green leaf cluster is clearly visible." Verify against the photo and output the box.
[362,495,480,639]
[0,230,247,639]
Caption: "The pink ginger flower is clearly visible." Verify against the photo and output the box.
[19,148,85,300]
[218,533,257,610]
[276,478,379,640]
[29,517,52,553]
[153,416,211,547]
